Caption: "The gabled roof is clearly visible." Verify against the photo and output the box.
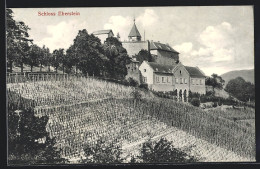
[150,41,179,53]
[184,66,206,78]
[146,62,177,74]
[92,29,114,36]
[128,23,141,37]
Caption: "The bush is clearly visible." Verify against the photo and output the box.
[191,98,200,107]
[139,83,148,90]
[213,102,218,107]
[128,77,138,87]
[206,90,214,96]
[139,138,197,163]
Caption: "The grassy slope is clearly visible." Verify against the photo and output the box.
[134,98,255,159]
[7,78,255,161]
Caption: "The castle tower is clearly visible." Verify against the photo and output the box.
[128,18,142,41]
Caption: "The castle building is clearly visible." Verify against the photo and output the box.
[92,18,206,98]
[123,19,206,97]
[92,29,114,43]
[149,41,179,66]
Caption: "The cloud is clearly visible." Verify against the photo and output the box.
[35,20,88,52]
[136,9,159,28]
[199,22,235,50]
[173,42,193,54]
[175,22,240,75]
[103,9,159,41]
[104,15,132,41]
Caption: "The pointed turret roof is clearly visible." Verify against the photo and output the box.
[128,19,141,37]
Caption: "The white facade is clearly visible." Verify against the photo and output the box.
[139,61,206,94]
[139,61,154,85]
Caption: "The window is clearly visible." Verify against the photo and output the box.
[128,67,130,69]
[162,77,166,83]
[196,79,199,85]
[167,77,169,83]
[156,76,160,82]
[180,70,182,74]
[143,77,147,83]
[180,78,183,84]
[175,78,178,84]
[192,79,194,85]
[144,69,146,72]
[134,67,136,70]
[184,78,187,84]
[131,69,133,72]
[200,79,202,85]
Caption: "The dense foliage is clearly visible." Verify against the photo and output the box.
[133,49,153,64]
[8,91,66,165]
[103,37,131,79]
[138,138,197,163]
[225,77,255,102]
[82,138,123,163]
[6,8,32,73]
[205,74,225,89]
[190,98,200,107]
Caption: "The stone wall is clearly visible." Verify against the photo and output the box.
[125,62,141,83]
[122,41,149,57]
[151,50,179,66]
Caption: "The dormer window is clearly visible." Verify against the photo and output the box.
[144,69,146,72]
[180,70,182,74]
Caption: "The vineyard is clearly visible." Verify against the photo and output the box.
[7,74,255,163]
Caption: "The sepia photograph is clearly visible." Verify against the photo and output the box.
[6,6,255,165]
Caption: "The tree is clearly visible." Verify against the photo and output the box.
[225,77,255,102]
[26,44,41,72]
[103,37,131,79]
[52,49,64,73]
[6,9,32,73]
[8,91,66,165]
[65,47,76,73]
[205,73,225,89]
[39,45,50,72]
[133,49,153,64]
[83,138,123,163]
[138,138,197,163]
[70,29,108,76]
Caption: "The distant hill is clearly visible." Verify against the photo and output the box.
[221,69,254,86]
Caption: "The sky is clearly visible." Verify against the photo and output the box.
[10,6,254,76]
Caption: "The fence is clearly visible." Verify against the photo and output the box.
[6,72,84,84]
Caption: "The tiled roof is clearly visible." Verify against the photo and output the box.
[92,29,113,35]
[185,66,205,78]
[128,23,141,37]
[147,62,177,73]
[150,41,179,53]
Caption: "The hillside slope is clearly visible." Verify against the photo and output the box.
[221,69,254,85]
